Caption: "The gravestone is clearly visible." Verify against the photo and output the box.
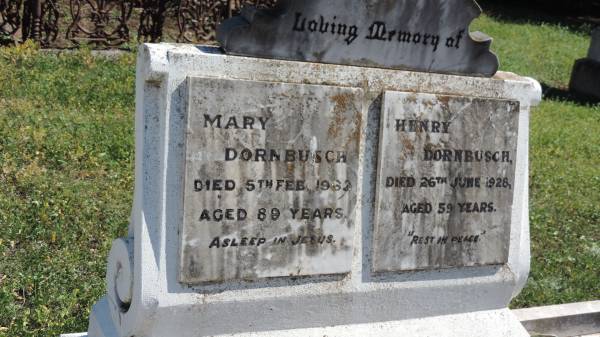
[569,28,600,101]
[78,1,541,336]
[217,0,499,76]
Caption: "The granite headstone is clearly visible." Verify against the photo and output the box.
[570,28,600,101]
[217,0,499,77]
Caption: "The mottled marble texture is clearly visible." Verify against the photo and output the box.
[589,28,600,61]
[179,77,363,283]
[373,91,520,272]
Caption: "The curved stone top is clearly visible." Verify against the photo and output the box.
[217,0,499,77]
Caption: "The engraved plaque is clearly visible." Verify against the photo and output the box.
[373,91,520,272]
[217,0,499,77]
[180,77,363,284]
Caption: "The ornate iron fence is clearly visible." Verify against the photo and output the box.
[0,0,277,48]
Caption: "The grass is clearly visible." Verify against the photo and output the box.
[0,14,599,337]
[471,16,600,307]
[0,43,135,336]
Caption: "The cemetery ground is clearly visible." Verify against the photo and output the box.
[0,13,599,337]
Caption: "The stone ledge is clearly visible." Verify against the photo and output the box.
[513,301,600,337]
[62,301,600,337]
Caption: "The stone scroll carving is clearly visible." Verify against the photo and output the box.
[217,0,499,77]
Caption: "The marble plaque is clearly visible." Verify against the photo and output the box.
[179,77,363,284]
[217,0,499,77]
[373,92,520,272]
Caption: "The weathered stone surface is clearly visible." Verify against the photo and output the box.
[373,91,519,272]
[217,0,499,77]
[179,77,363,284]
[84,45,542,337]
[588,28,600,61]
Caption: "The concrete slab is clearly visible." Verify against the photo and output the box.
[513,301,600,337]
[82,44,540,337]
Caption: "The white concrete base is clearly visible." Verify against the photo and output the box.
[66,308,528,337]
[211,309,529,337]
[514,301,600,337]
[77,44,541,337]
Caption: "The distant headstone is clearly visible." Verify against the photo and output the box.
[570,28,600,101]
[74,3,543,337]
[217,0,499,77]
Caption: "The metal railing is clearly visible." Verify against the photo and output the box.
[0,0,277,48]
